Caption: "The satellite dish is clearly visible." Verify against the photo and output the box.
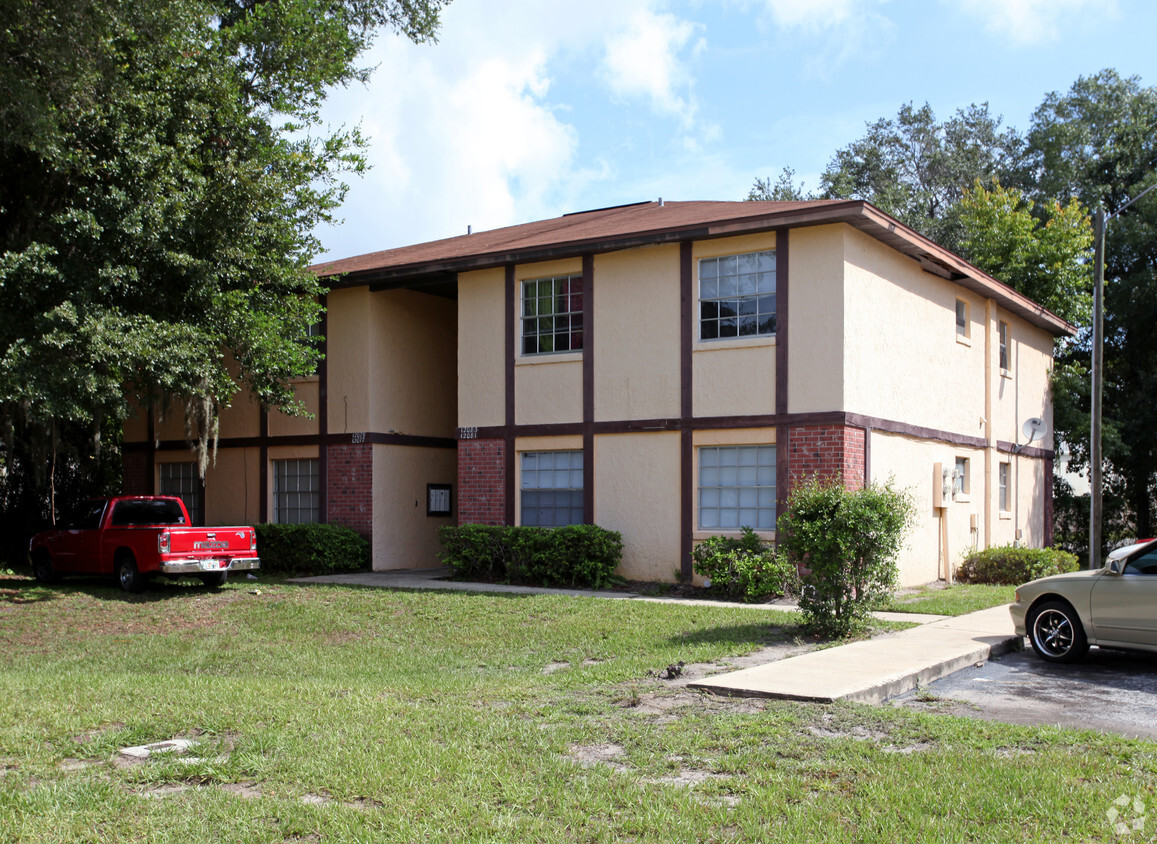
[1021,417,1046,445]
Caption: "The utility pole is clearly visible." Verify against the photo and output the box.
[1090,207,1104,570]
[1090,182,1157,569]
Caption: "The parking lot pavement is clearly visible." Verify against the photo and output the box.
[891,645,1157,740]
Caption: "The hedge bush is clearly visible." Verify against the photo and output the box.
[956,544,1080,585]
[438,524,623,589]
[254,523,370,576]
[778,478,917,638]
[692,527,798,603]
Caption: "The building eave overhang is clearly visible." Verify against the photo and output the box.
[313,200,1077,338]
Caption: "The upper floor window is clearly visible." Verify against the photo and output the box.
[699,251,776,341]
[522,275,583,355]
[998,461,1010,512]
[955,299,970,339]
[999,321,1009,371]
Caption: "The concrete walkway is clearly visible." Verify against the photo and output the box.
[289,568,1021,704]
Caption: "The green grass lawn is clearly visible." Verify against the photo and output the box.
[0,573,1150,842]
[883,583,1017,616]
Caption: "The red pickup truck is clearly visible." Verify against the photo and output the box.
[29,496,260,592]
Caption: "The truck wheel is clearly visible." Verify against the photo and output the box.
[116,554,146,594]
[199,572,228,589]
[32,551,57,584]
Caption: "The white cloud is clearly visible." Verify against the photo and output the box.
[757,0,894,76]
[313,1,718,258]
[600,8,703,126]
[955,0,1111,45]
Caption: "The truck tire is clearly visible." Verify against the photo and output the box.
[32,550,57,584]
[200,572,228,589]
[116,553,146,594]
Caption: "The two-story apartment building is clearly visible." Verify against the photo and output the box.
[123,200,1074,586]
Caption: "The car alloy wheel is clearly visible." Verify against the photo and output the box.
[1028,600,1088,663]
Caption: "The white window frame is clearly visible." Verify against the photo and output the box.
[953,456,971,501]
[998,320,1009,372]
[521,275,584,356]
[998,461,1010,513]
[273,458,320,524]
[955,299,970,341]
[698,444,777,531]
[520,450,584,527]
[698,250,776,341]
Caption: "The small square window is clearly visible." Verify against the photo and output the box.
[699,251,776,341]
[520,450,583,526]
[954,457,970,497]
[522,276,583,356]
[273,458,320,524]
[159,462,203,526]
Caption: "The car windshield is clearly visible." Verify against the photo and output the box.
[110,499,186,526]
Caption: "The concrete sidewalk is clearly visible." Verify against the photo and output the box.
[289,568,1020,704]
[690,605,1020,704]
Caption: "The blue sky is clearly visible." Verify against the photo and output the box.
[315,0,1157,260]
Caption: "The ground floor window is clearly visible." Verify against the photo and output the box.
[159,462,203,526]
[698,444,776,530]
[520,450,583,527]
[273,458,320,524]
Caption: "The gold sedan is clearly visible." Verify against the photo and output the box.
[1009,540,1157,663]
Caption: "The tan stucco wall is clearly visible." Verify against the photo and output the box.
[786,225,845,413]
[458,267,506,428]
[202,448,261,526]
[593,246,681,422]
[371,444,456,570]
[327,286,373,434]
[593,432,682,581]
[515,357,583,425]
[268,380,320,437]
[367,289,457,437]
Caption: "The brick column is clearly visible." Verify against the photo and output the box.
[458,438,507,525]
[326,442,373,539]
[786,424,867,492]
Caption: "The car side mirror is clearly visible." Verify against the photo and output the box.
[1108,559,1123,575]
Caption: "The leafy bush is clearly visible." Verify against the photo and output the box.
[778,478,917,638]
[438,524,623,588]
[956,544,1080,585]
[692,527,798,602]
[255,523,370,576]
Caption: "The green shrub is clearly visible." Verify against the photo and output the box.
[778,478,917,638]
[438,524,623,589]
[254,523,370,576]
[692,527,798,602]
[956,544,1079,585]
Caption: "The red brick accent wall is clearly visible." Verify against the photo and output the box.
[327,443,373,539]
[123,451,149,495]
[786,425,866,492]
[457,438,506,525]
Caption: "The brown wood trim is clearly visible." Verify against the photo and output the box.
[318,293,329,524]
[775,228,789,416]
[680,241,694,579]
[128,431,457,452]
[582,254,595,524]
[864,426,872,483]
[996,441,1055,460]
[775,424,788,531]
[505,264,516,526]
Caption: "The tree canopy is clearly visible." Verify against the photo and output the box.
[0,0,448,534]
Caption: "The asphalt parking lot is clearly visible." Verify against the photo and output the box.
[892,643,1157,740]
